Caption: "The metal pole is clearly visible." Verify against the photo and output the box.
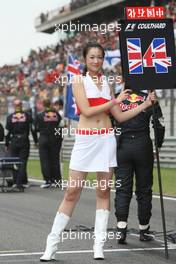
[170,89,175,136]
[152,101,169,259]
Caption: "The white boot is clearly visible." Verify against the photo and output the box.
[40,212,70,262]
[93,209,109,260]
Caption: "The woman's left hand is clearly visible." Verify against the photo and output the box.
[145,90,157,107]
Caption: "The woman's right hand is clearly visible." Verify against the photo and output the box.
[115,89,132,104]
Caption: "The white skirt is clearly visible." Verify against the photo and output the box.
[69,132,117,172]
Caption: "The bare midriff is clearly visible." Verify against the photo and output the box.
[78,112,112,130]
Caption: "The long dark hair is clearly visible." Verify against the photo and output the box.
[82,42,105,76]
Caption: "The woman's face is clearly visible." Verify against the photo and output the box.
[85,47,104,73]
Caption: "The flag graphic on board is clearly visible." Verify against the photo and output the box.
[65,55,82,121]
[127,38,172,74]
[143,38,172,73]
[127,38,143,74]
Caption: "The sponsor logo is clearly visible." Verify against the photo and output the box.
[125,23,136,31]
[119,93,145,111]
[127,93,145,103]
[44,112,58,122]
[12,113,26,123]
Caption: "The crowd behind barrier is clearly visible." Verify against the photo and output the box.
[0,1,176,116]
[0,23,120,112]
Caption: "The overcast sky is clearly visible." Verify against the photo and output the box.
[0,0,70,66]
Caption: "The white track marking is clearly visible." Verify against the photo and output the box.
[0,250,24,253]
[0,246,176,258]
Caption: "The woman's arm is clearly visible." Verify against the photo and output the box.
[72,75,129,117]
[110,91,155,123]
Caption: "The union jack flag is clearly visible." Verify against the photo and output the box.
[127,38,143,74]
[143,38,172,73]
[65,55,83,121]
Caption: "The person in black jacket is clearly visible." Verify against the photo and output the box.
[113,82,165,244]
[5,99,38,191]
[0,123,4,142]
[35,99,62,188]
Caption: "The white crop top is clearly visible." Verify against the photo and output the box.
[82,72,112,100]
[75,72,112,115]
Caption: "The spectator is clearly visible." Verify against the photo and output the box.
[0,123,4,142]
[5,99,38,191]
[35,99,62,188]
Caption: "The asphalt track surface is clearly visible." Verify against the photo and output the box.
[0,182,176,264]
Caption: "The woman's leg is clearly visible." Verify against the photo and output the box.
[59,170,87,216]
[96,169,113,210]
[40,170,87,262]
[93,169,113,260]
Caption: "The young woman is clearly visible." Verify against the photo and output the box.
[40,42,156,262]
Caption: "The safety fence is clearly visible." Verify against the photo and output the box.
[158,137,176,168]
[27,137,176,168]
